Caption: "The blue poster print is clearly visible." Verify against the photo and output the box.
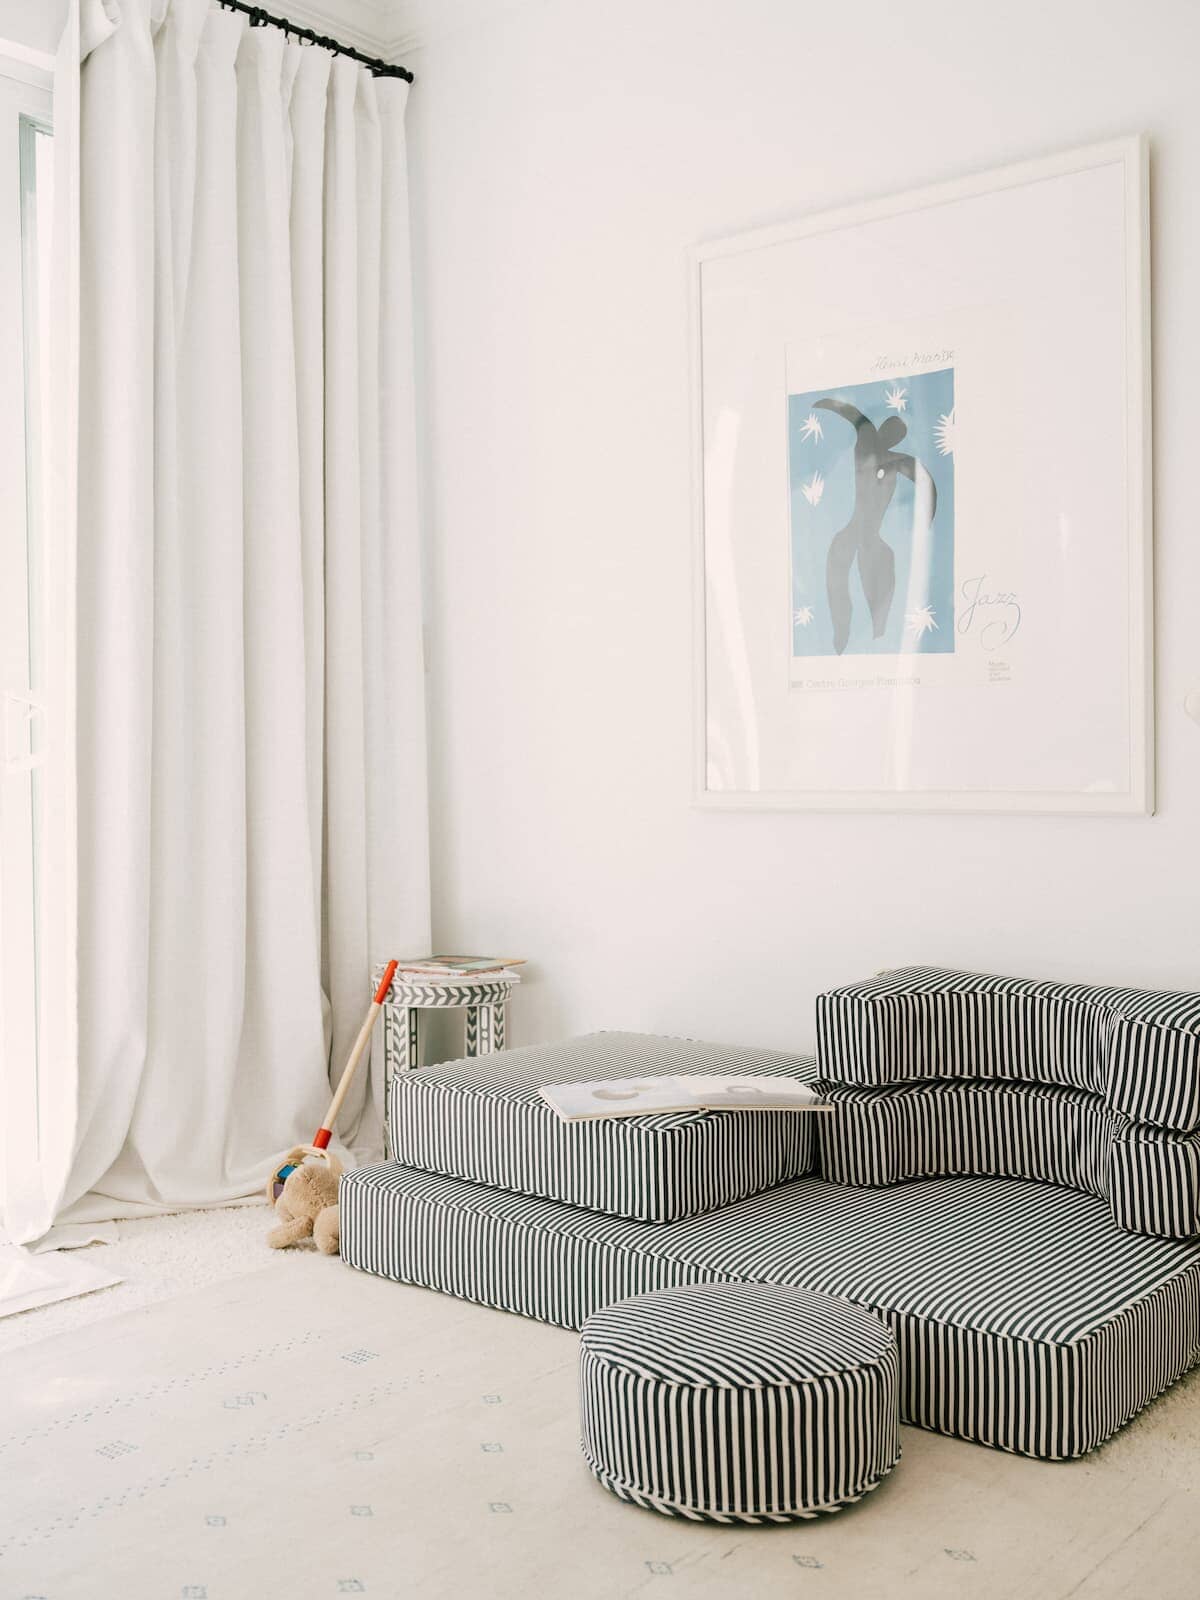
[788,367,955,658]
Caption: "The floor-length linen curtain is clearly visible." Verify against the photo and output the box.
[7,0,429,1240]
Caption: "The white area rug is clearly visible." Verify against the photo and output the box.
[2,1254,1199,1600]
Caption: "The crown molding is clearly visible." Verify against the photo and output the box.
[0,0,412,64]
[277,0,394,55]
[379,0,540,60]
[246,0,527,66]
[381,30,423,58]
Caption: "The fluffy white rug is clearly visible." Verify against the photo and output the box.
[0,1205,303,1357]
[1,1244,1198,1600]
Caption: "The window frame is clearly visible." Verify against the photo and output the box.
[0,48,53,1210]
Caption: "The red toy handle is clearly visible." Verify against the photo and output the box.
[310,960,400,1152]
[373,959,399,1005]
[272,961,401,1197]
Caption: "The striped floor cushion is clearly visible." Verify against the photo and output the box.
[339,1163,1200,1460]
[579,1282,901,1522]
[387,1031,817,1223]
[816,967,1200,1131]
[816,1079,1200,1240]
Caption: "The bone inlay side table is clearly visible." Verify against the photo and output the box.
[373,967,517,1155]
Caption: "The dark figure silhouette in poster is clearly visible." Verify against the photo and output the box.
[814,398,938,655]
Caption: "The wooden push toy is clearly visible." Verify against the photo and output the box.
[268,959,399,1201]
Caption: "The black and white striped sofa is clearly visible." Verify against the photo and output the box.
[815,968,1200,1240]
[341,980,1200,1462]
[816,967,1200,1127]
[382,1031,817,1224]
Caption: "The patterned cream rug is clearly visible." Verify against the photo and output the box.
[2,1255,1198,1600]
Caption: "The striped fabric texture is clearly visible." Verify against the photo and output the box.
[340,1162,1200,1458]
[816,967,1200,1131]
[387,1031,817,1223]
[579,1282,901,1522]
[816,1079,1200,1240]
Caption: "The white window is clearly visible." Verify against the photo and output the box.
[0,48,53,1213]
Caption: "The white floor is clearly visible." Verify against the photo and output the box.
[1,1207,1198,1600]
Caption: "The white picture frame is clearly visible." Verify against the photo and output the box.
[692,137,1152,814]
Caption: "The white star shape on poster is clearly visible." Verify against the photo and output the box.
[905,605,938,637]
[935,407,956,456]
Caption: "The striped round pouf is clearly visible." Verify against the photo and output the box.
[579,1281,901,1523]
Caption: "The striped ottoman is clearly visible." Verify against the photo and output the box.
[579,1282,900,1523]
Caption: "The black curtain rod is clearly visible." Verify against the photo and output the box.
[217,1,415,82]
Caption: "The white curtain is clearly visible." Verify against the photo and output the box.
[7,0,428,1240]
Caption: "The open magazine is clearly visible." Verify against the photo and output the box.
[539,1074,828,1123]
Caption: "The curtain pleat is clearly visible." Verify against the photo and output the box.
[66,0,157,1216]
[371,78,429,991]
[233,24,327,1163]
[139,0,205,1195]
[322,57,372,1140]
[165,6,249,1177]
[15,0,427,1237]
[287,43,333,1047]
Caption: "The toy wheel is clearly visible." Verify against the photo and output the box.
[267,1144,346,1203]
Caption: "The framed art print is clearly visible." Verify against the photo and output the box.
[692,137,1152,813]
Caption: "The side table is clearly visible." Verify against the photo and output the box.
[372,967,517,1155]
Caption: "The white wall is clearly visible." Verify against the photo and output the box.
[0,1,66,56]
[408,0,1200,1055]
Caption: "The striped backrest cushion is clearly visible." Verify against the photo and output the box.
[816,1077,1200,1240]
[816,966,1200,1131]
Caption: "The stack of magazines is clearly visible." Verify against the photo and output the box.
[395,956,524,984]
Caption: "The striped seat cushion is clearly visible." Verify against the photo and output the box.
[340,1163,1200,1459]
[579,1282,901,1522]
[816,1079,1200,1240]
[817,967,1200,1131]
[387,1031,817,1223]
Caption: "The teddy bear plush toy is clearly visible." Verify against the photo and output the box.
[267,1153,342,1254]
